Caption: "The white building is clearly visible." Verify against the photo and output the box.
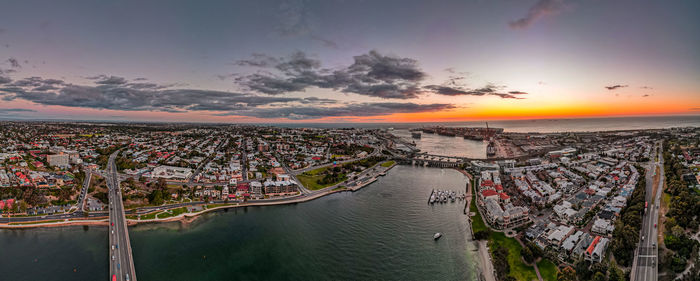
[47,153,70,167]
[151,165,193,180]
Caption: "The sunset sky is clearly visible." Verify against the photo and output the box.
[0,0,699,122]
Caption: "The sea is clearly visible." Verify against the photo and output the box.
[266,115,700,133]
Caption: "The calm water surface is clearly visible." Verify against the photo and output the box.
[392,129,487,158]
[0,166,478,281]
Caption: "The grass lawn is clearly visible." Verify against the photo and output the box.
[470,198,487,233]
[489,232,539,281]
[140,212,158,220]
[380,160,396,167]
[296,167,347,190]
[471,180,538,281]
[156,207,187,219]
[537,259,559,281]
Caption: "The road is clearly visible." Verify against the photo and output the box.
[78,169,92,211]
[107,151,137,281]
[633,141,664,281]
[188,137,225,184]
[291,145,382,175]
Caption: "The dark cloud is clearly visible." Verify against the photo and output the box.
[235,50,426,99]
[642,94,650,97]
[0,28,6,34]
[690,107,700,111]
[509,0,565,29]
[640,86,654,90]
[0,76,10,84]
[605,84,628,90]
[0,74,461,120]
[299,97,337,104]
[87,75,128,85]
[0,76,302,112]
[221,102,455,120]
[424,84,528,99]
[0,108,36,114]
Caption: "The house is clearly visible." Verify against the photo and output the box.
[591,218,615,235]
[585,236,609,263]
[547,225,575,248]
[236,182,250,197]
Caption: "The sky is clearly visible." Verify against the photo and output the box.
[0,0,699,123]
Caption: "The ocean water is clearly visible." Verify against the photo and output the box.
[267,115,700,133]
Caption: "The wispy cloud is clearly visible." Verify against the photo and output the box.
[276,0,338,49]
[217,102,455,120]
[423,84,528,99]
[509,0,566,29]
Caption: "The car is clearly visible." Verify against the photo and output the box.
[654,223,657,228]
[117,263,120,270]
[111,222,114,226]
[126,274,130,281]
[642,235,645,241]
[112,245,115,250]
[112,274,117,281]
[112,255,115,260]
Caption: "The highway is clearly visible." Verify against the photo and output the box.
[633,141,664,281]
[107,151,137,281]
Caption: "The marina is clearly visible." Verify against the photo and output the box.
[428,189,466,204]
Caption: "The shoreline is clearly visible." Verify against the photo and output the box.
[0,162,398,229]
[461,169,496,281]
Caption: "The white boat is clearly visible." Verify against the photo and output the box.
[433,232,442,240]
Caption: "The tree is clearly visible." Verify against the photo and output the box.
[522,246,535,263]
[608,264,624,281]
[557,266,577,281]
[592,272,605,281]
[149,190,164,206]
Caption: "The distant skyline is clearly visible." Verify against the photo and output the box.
[1,0,699,122]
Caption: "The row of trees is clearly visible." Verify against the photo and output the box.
[557,259,625,281]
[661,142,700,274]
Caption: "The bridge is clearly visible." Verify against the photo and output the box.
[107,151,137,281]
